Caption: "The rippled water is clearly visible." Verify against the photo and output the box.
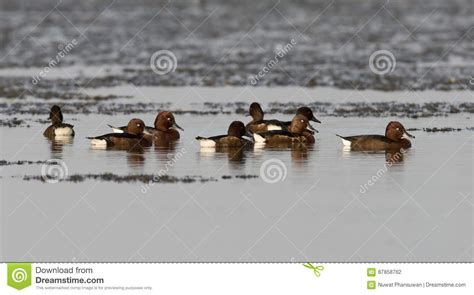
[1,87,472,262]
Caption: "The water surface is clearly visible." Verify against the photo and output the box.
[1,88,472,262]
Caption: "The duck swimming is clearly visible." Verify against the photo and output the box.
[88,118,152,149]
[107,111,183,138]
[43,105,75,137]
[336,121,415,151]
[196,121,252,148]
[246,102,320,133]
[253,114,316,144]
[153,111,184,142]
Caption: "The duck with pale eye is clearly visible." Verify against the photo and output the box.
[336,121,415,151]
[87,118,152,148]
[253,114,317,144]
[153,111,184,142]
[196,121,252,148]
[246,102,321,134]
[43,105,75,137]
[107,111,183,140]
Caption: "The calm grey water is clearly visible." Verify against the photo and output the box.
[1,88,472,262]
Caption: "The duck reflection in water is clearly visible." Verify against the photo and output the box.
[199,145,251,166]
[45,136,74,158]
[127,150,146,168]
[154,138,178,153]
[254,141,313,165]
[385,148,407,164]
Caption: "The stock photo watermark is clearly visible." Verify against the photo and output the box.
[41,159,69,184]
[31,38,78,85]
[250,38,297,85]
[369,49,396,75]
[150,49,178,75]
[140,147,187,193]
[259,158,287,184]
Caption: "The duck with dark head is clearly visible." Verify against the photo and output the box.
[336,121,415,151]
[107,111,183,141]
[253,114,317,144]
[196,121,252,148]
[246,102,321,134]
[43,105,75,138]
[153,111,184,143]
[88,118,152,149]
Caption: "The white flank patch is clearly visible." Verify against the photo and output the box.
[90,139,107,147]
[198,139,216,148]
[54,127,74,136]
[267,125,282,131]
[111,127,124,133]
[253,133,267,143]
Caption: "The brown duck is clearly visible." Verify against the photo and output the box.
[253,114,316,144]
[153,111,184,142]
[336,121,415,151]
[108,111,183,139]
[196,121,252,148]
[88,118,152,148]
[43,105,75,137]
[246,102,320,133]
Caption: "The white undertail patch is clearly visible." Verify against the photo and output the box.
[253,133,267,143]
[90,139,107,147]
[340,138,352,147]
[197,139,216,148]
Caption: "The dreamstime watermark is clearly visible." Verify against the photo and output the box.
[41,159,68,183]
[7,263,32,290]
[260,158,287,184]
[31,39,78,85]
[141,148,186,193]
[359,148,407,194]
[369,49,396,75]
[150,49,177,75]
[250,38,297,85]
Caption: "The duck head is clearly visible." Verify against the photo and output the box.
[154,111,184,132]
[248,102,264,121]
[289,114,316,134]
[127,118,146,135]
[385,121,415,142]
[227,121,246,138]
[48,105,63,125]
[296,106,321,123]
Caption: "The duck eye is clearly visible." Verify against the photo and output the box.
[396,128,400,130]
[301,120,304,123]
[167,117,171,120]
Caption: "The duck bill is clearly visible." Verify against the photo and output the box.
[311,116,322,124]
[402,131,415,139]
[173,122,184,131]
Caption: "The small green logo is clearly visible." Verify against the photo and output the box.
[302,262,324,277]
[367,281,376,290]
[367,268,376,277]
[7,263,32,290]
